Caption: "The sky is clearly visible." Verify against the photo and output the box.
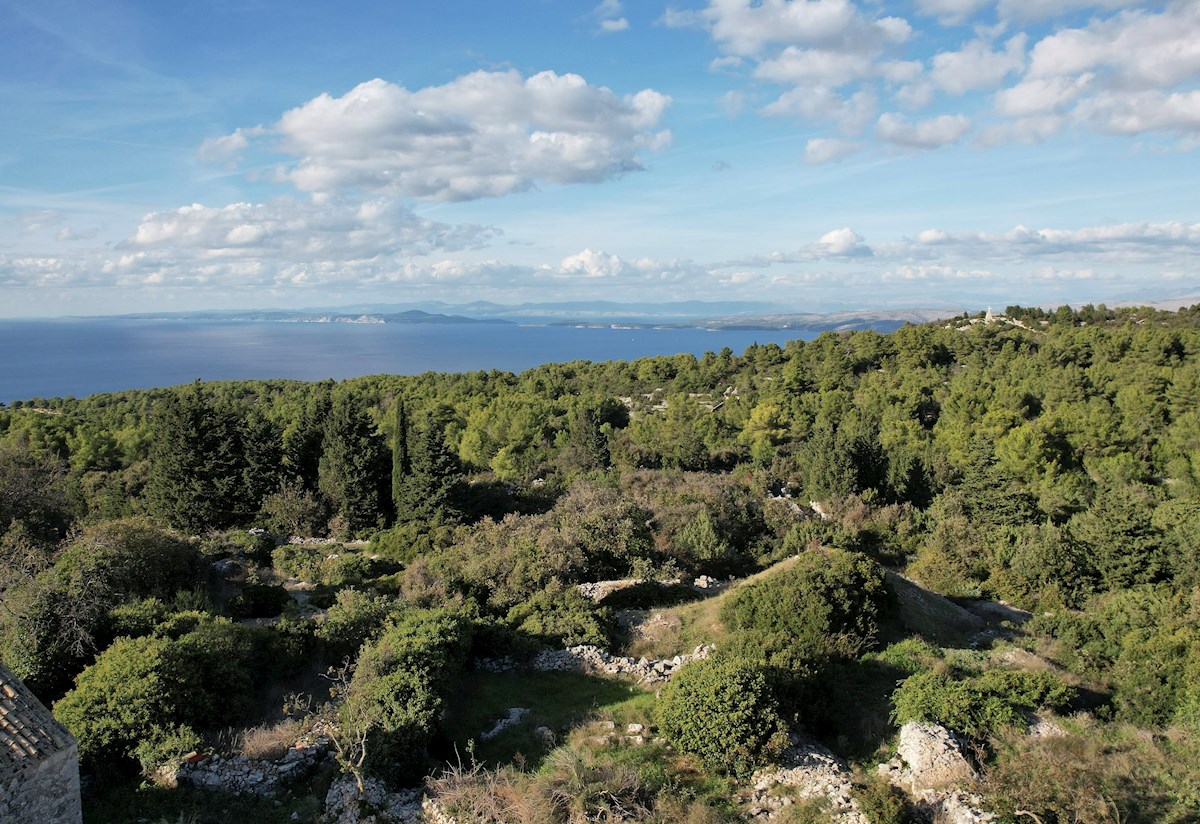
[1,0,1199,318]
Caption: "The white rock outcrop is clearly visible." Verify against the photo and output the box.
[877,722,995,824]
[748,739,868,823]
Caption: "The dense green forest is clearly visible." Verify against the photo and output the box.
[3,304,1200,823]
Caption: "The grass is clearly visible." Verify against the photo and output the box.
[437,671,656,769]
[620,555,805,660]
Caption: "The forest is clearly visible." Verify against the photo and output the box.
[2,303,1200,823]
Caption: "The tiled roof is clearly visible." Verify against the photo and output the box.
[0,663,75,772]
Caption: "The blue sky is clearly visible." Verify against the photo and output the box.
[2,0,1199,317]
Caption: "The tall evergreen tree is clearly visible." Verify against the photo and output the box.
[395,416,464,525]
[391,398,411,517]
[144,382,247,532]
[283,381,332,490]
[318,392,389,535]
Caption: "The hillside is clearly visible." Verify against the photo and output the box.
[2,303,1200,822]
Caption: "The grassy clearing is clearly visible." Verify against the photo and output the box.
[621,555,805,660]
[438,671,656,769]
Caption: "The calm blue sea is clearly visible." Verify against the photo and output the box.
[0,318,809,404]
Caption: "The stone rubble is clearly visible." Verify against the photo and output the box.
[480,707,530,741]
[528,643,714,685]
[172,738,332,797]
[747,738,868,823]
[321,773,423,823]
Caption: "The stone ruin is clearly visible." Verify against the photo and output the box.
[0,662,82,824]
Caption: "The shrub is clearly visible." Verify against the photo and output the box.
[54,635,178,768]
[339,607,473,784]
[505,581,614,648]
[868,638,943,675]
[658,656,788,778]
[316,589,400,660]
[721,549,887,661]
[55,614,274,773]
[892,669,1075,739]
[225,529,276,565]
[105,597,170,640]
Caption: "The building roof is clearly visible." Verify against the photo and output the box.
[0,662,75,772]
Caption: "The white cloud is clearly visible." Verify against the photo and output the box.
[197,128,261,164]
[913,0,991,26]
[816,227,873,256]
[204,71,671,201]
[755,46,874,87]
[886,220,1200,262]
[594,0,629,32]
[1075,89,1200,135]
[762,87,876,134]
[559,248,626,278]
[804,137,861,163]
[875,112,971,148]
[929,34,1027,95]
[883,264,994,281]
[995,74,1093,116]
[694,0,895,58]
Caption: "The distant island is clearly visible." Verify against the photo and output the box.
[97,301,962,334]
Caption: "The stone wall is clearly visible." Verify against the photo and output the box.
[0,743,83,824]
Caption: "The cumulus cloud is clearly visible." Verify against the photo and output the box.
[762,87,876,134]
[666,0,907,57]
[676,0,1200,155]
[804,137,861,163]
[0,197,499,292]
[203,71,671,201]
[594,0,629,32]
[913,0,990,26]
[929,35,1027,95]
[875,112,971,148]
[886,220,1200,262]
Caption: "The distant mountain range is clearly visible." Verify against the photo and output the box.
[105,301,964,333]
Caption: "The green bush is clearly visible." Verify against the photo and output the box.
[657,656,788,778]
[225,529,276,565]
[54,635,178,768]
[505,581,614,648]
[340,606,474,783]
[892,669,1075,738]
[868,638,943,675]
[55,614,273,772]
[0,518,204,696]
[316,589,400,660]
[105,597,170,640]
[721,549,887,661]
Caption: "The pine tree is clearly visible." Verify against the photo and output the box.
[318,392,389,535]
[144,382,246,532]
[395,416,464,525]
[391,398,411,517]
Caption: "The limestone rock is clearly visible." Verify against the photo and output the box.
[321,774,423,824]
[748,738,868,823]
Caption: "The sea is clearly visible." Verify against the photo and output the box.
[0,318,811,404]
